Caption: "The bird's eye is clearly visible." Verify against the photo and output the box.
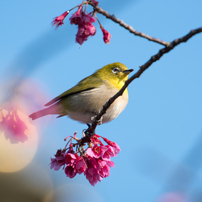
[112,67,120,74]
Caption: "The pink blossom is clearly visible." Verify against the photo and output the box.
[75,23,96,45]
[87,158,110,179]
[84,23,96,36]
[101,27,111,44]
[51,132,120,186]
[70,6,96,26]
[81,11,96,24]
[76,25,88,45]
[102,145,115,160]
[102,137,121,154]
[50,150,66,171]
[0,109,28,143]
[86,145,107,158]
[52,11,69,28]
[65,164,77,178]
[106,160,115,168]
[84,159,102,186]
[76,156,86,174]
[64,153,76,165]
[69,6,83,25]
[50,158,63,171]
[85,166,101,186]
[90,134,103,145]
[97,160,110,178]
[70,6,96,45]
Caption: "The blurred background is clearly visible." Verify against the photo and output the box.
[0,0,202,201]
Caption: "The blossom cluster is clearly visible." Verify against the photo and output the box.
[69,5,96,45]
[0,105,28,143]
[50,134,120,186]
[52,0,111,45]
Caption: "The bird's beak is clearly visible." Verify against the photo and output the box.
[122,69,134,74]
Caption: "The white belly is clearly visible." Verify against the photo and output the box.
[64,85,128,124]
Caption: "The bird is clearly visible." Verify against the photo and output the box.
[29,62,133,124]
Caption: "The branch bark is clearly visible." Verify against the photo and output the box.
[89,1,168,46]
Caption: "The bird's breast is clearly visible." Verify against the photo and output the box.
[62,84,128,124]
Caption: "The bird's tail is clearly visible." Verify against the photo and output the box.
[29,105,60,120]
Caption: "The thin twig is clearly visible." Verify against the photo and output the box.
[88,1,168,46]
[83,27,202,141]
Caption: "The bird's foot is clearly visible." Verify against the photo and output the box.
[91,116,103,125]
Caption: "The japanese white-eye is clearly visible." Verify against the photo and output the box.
[29,62,133,124]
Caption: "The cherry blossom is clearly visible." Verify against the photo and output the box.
[101,27,112,44]
[50,133,120,186]
[51,2,112,45]
[52,11,69,28]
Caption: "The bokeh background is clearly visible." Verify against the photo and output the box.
[1,0,202,201]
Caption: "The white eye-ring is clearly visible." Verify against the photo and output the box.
[112,67,120,74]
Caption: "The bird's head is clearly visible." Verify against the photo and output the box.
[95,62,133,89]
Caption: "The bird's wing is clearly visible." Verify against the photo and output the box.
[44,75,103,106]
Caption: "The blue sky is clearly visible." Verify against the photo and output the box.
[1,0,202,201]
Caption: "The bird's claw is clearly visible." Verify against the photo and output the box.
[91,116,103,125]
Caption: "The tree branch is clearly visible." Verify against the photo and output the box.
[89,1,169,46]
[83,27,202,140]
